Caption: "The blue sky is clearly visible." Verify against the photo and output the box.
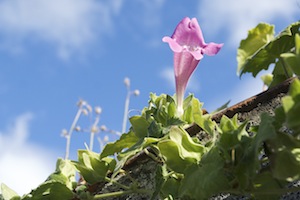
[0,0,299,195]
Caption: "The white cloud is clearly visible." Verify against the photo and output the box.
[0,113,57,196]
[0,0,121,60]
[0,0,168,59]
[160,67,200,93]
[198,0,299,47]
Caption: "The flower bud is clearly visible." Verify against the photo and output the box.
[95,106,102,114]
[124,77,130,87]
[61,129,68,137]
[103,135,109,142]
[91,125,99,133]
[133,89,140,96]
[74,126,81,132]
[100,125,107,131]
[82,109,89,116]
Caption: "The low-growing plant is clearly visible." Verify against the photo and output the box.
[1,19,300,200]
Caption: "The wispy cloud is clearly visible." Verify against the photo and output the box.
[197,0,299,47]
[0,113,57,196]
[0,0,121,60]
[0,0,168,59]
[160,67,200,93]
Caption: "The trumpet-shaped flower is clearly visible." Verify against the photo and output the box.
[163,17,223,116]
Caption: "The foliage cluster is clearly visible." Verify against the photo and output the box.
[2,21,300,200]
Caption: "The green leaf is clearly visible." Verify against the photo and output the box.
[282,96,295,114]
[296,33,300,54]
[191,97,203,122]
[211,100,230,114]
[1,183,20,200]
[271,146,300,181]
[269,60,293,88]
[182,94,194,123]
[219,114,239,132]
[100,131,139,158]
[183,94,194,110]
[281,34,300,76]
[237,23,275,76]
[22,180,74,200]
[73,150,115,184]
[281,79,300,134]
[144,93,185,127]
[260,74,273,87]
[46,159,76,190]
[181,94,204,124]
[158,140,189,173]
[113,137,159,177]
[158,127,205,173]
[154,164,181,199]
[148,93,176,126]
[217,113,276,191]
[253,113,277,147]
[281,53,300,75]
[238,21,300,77]
[234,113,276,190]
[130,116,150,138]
[169,127,205,162]
[160,175,181,199]
[252,172,282,200]
[167,99,176,118]
[288,78,300,99]
[194,114,217,136]
[179,148,229,199]
[273,106,286,130]
[269,132,300,182]
[148,121,163,138]
[218,115,248,152]
[73,162,101,184]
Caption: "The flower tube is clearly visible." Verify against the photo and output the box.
[163,17,223,116]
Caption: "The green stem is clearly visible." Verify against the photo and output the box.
[93,188,151,199]
[143,148,160,163]
[104,177,130,190]
[279,57,290,79]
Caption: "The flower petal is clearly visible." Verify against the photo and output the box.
[162,16,223,117]
[202,42,224,56]
[162,36,183,52]
[190,50,203,60]
[172,17,205,47]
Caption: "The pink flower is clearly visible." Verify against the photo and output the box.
[163,17,223,116]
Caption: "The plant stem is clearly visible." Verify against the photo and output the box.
[104,177,130,190]
[279,57,290,78]
[89,115,100,151]
[93,188,151,199]
[65,108,82,160]
[89,132,95,151]
[143,148,160,163]
[122,88,131,133]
